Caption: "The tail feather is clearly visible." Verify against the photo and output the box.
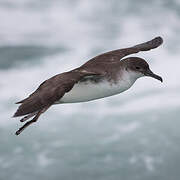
[13,97,44,117]
[15,98,27,104]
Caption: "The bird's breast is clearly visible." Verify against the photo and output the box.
[57,77,134,104]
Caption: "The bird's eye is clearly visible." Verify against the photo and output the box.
[136,66,140,70]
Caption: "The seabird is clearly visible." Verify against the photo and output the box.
[13,36,163,135]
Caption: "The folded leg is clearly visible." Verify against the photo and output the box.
[20,112,37,122]
[15,105,50,135]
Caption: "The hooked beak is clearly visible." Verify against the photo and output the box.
[145,69,163,82]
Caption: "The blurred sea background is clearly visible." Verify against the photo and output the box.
[0,0,180,179]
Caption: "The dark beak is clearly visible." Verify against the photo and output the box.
[145,69,163,82]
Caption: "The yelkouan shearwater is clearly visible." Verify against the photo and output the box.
[13,36,163,135]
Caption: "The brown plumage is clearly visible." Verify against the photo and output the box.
[13,36,163,135]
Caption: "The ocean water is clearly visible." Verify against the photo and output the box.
[0,0,180,179]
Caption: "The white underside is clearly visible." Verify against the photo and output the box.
[56,70,143,104]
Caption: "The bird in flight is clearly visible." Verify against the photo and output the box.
[13,36,163,135]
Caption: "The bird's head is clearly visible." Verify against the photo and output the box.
[122,57,163,82]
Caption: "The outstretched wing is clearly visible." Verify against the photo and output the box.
[83,36,163,66]
[13,71,102,117]
[13,70,103,135]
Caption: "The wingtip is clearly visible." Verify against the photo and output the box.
[153,36,163,46]
[15,101,23,104]
[156,36,163,43]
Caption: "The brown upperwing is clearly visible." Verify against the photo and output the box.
[82,36,163,67]
[13,71,102,117]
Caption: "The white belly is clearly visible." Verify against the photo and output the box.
[57,79,133,104]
